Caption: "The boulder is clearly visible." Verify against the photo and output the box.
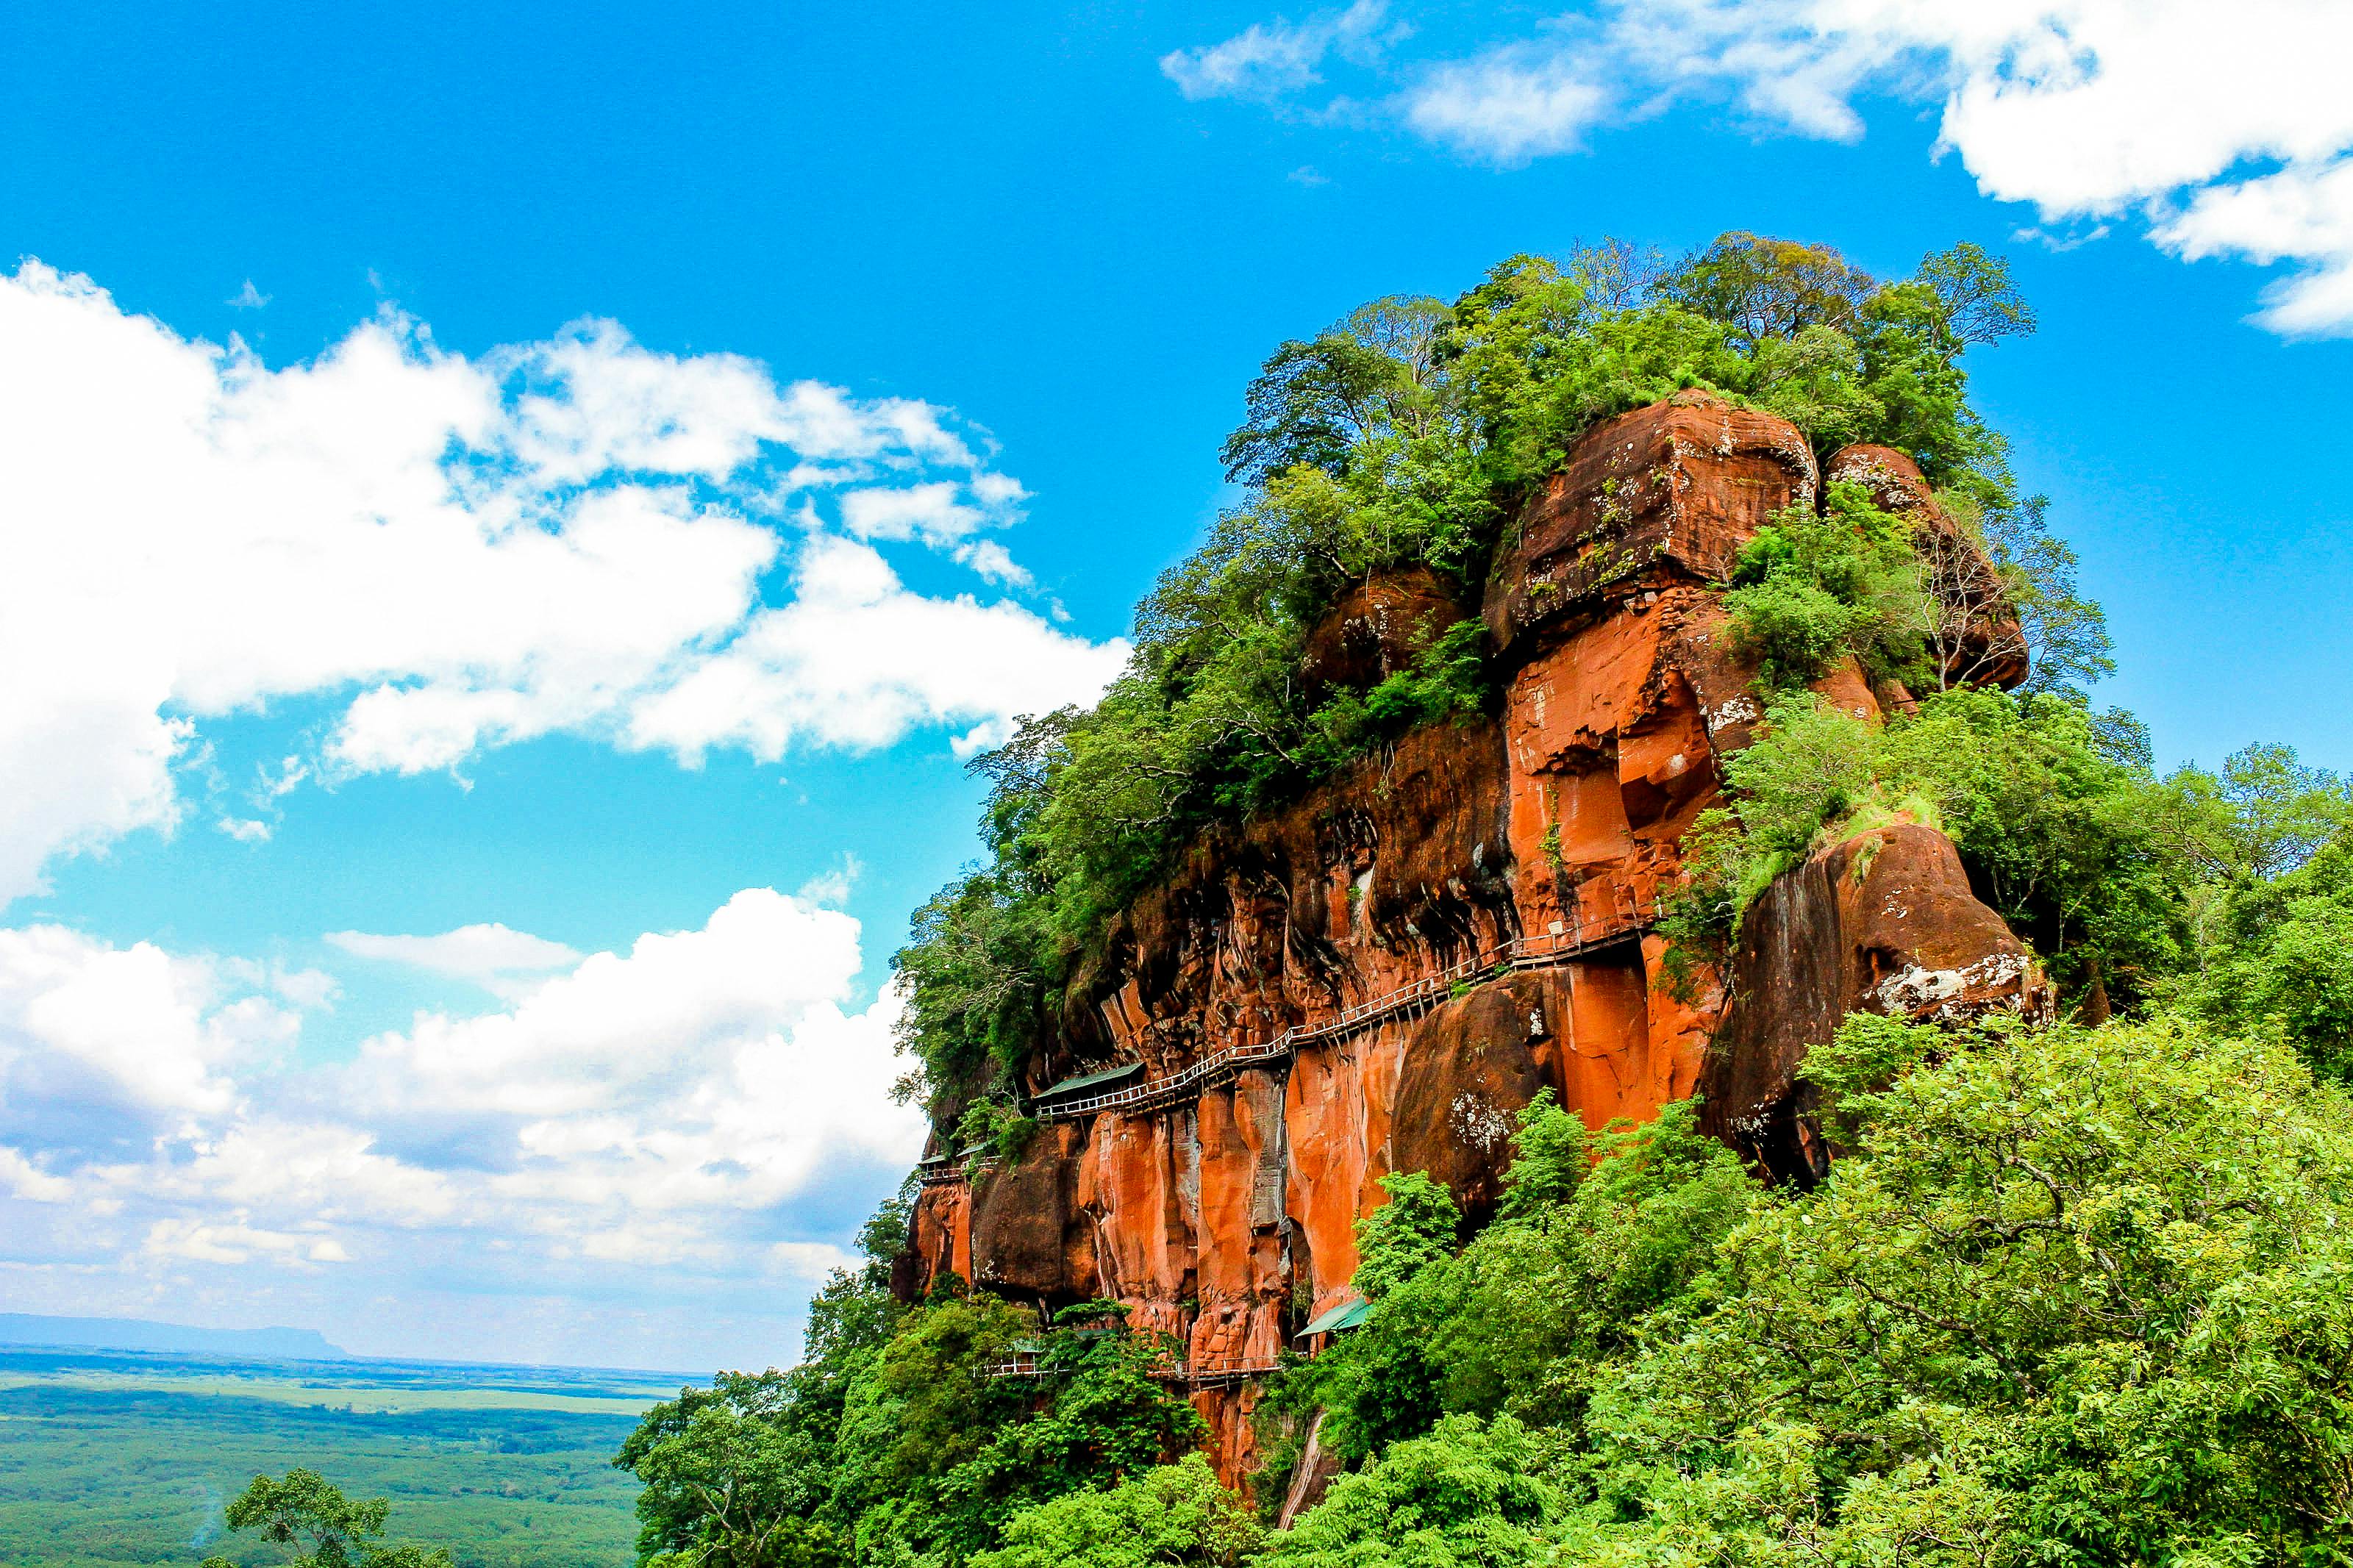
[1702,820,2049,1183]
[1485,390,1816,656]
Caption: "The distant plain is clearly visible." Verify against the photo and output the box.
[0,1346,674,1567]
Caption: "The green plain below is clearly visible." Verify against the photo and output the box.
[0,1369,670,1416]
[0,1349,665,1568]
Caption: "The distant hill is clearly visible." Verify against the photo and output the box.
[0,1313,348,1359]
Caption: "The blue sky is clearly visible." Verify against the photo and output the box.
[1,0,2348,1372]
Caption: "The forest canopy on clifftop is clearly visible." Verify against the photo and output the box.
[892,233,2113,1134]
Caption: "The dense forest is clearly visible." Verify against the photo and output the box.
[231,237,2353,1568]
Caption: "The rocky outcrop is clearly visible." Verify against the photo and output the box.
[1300,566,1468,695]
[1701,820,2052,1183]
[899,393,2043,1485]
[1824,443,2030,692]
[1485,390,1817,656]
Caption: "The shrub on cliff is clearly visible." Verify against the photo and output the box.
[1274,1099,1751,1473]
[1722,480,1930,693]
[1661,684,2193,1009]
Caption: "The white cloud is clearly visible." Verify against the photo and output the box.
[623,535,1128,762]
[953,539,1033,587]
[326,923,585,996]
[0,262,1124,906]
[1403,49,1611,162]
[0,1147,70,1203]
[0,889,926,1284]
[145,1217,347,1267]
[795,854,863,907]
[1170,0,2353,332]
[0,926,295,1130]
[1161,0,1396,102]
[840,480,988,544]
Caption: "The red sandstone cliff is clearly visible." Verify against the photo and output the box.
[900,392,2043,1482]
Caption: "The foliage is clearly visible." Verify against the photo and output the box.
[2176,834,2353,1081]
[1296,1099,1751,1466]
[969,1455,1260,1568]
[197,1469,452,1568]
[1723,481,1927,692]
[1349,1172,1462,1300]
[1662,685,2193,1009]
[1590,1014,2353,1567]
[614,1234,1205,1568]
[1254,1012,2353,1567]
[1256,1415,1569,1568]
[2157,740,2353,888]
[952,1099,1038,1168]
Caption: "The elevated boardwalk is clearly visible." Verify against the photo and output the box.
[1026,901,1655,1125]
[980,1351,1284,1388]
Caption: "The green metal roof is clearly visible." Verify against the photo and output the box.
[1032,1061,1145,1102]
[1297,1297,1371,1337]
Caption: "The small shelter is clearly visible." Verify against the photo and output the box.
[1026,1061,1144,1114]
[1293,1295,1371,1358]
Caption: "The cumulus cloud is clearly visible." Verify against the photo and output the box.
[0,889,926,1289]
[1160,0,1398,102]
[326,923,585,998]
[1168,0,2353,332]
[1403,48,1612,161]
[0,926,299,1141]
[0,262,1124,906]
[621,536,1127,762]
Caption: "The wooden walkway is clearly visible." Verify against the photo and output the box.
[1026,905,1654,1125]
[980,1352,1284,1388]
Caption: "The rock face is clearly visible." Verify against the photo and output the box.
[899,393,2042,1486]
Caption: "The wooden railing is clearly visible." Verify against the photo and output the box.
[1024,899,1654,1125]
[979,1352,1284,1387]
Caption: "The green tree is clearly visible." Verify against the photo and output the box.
[198,1470,451,1568]
[1351,1170,1460,1300]
[1259,1414,1570,1568]
[1593,1013,2353,1567]
[968,1455,1260,1568]
[2178,836,2353,1080]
